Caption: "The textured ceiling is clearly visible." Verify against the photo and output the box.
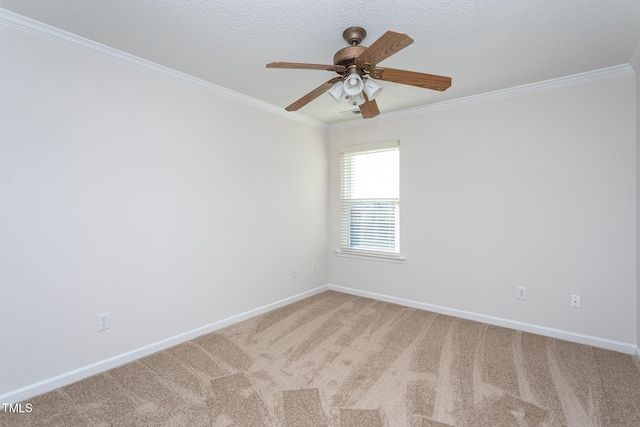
[1,0,639,124]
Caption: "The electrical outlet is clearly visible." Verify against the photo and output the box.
[517,287,527,300]
[571,295,581,308]
[311,263,317,273]
[97,312,110,331]
[292,267,297,278]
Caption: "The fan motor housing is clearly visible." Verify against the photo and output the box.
[333,46,367,69]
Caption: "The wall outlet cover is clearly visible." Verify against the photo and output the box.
[97,312,110,331]
[517,287,527,300]
[571,295,581,308]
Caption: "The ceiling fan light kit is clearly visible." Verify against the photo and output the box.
[266,26,452,119]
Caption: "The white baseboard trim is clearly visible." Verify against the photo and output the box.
[0,285,330,404]
[3,284,635,403]
[328,284,637,355]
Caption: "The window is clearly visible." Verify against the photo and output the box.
[339,141,400,258]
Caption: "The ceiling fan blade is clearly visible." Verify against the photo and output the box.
[266,62,346,72]
[359,95,380,119]
[369,67,452,91]
[355,31,414,68]
[285,77,342,111]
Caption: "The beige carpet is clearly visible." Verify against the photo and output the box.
[3,290,640,426]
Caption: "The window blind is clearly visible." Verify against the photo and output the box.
[340,141,399,256]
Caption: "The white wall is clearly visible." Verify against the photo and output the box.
[0,23,328,396]
[329,72,637,345]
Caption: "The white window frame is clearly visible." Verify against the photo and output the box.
[337,140,403,262]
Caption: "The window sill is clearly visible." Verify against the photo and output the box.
[334,250,406,264]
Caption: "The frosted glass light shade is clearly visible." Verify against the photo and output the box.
[343,73,364,96]
[363,78,382,100]
[327,81,344,102]
[350,93,366,106]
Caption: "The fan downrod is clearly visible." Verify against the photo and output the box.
[342,27,366,46]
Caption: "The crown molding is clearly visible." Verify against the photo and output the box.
[0,8,327,130]
[2,7,635,132]
[330,64,634,130]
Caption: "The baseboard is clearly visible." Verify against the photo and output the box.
[3,283,635,403]
[0,285,330,404]
[328,284,637,355]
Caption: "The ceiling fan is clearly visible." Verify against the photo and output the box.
[266,27,452,119]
